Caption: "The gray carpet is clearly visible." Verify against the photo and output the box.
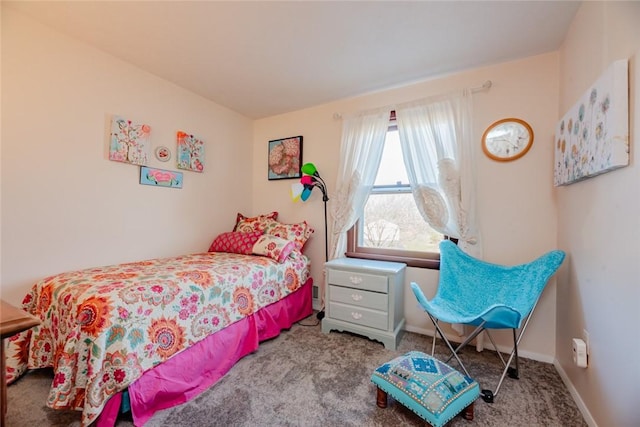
[6,316,586,426]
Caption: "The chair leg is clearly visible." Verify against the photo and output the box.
[492,340,518,400]
[450,323,486,357]
[428,314,471,377]
[481,338,518,403]
[508,328,520,379]
[484,330,507,368]
[480,389,495,403]
[490,312,537,401]
[431,320,438,356]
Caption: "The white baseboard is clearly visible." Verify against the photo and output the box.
[553,359,597,427]
[480,337,555,364]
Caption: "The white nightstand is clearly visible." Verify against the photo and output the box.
[321,258,406,350]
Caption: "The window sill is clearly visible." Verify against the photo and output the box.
[344,251,440,270]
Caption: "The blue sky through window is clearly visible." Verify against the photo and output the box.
[374,130,409,186]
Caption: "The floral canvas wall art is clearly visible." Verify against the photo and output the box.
[554,59,629,186]
[109,115,151,165]
[268,136,303,180]
[140,166,183,188]
[176,131,205,172]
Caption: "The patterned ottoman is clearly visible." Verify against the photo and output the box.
[371,351,480,427]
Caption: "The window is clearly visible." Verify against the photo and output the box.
[346,115,446,269]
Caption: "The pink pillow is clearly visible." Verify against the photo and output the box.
[208,231,263,255]
[233,211,279,233]
[252,235,296,263]
[263,220,314,251]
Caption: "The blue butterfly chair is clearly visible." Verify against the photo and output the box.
[411,240,565,403]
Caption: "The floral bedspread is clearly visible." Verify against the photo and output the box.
[4,251,309,426]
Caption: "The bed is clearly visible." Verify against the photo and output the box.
[4,212,315,426]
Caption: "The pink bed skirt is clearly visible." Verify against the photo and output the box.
[97,278,313,427]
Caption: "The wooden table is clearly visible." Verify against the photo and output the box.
[1,300,40,425]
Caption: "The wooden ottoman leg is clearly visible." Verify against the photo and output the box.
[376,387,388,408]
[462,402,474,421]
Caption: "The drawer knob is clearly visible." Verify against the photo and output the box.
[349,276,363,284]
[351,312,363,320]
[351,294,363,301]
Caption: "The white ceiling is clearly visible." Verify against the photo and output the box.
[5,1,581,119]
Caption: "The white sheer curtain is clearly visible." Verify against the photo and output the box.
[395,90,480,256]
[328,107,392,261]
[328,91,481,260]
[396,89,481,340]
[330,90,481,341]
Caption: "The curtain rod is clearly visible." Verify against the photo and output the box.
[471,80,492,93]
[333,80,493,120]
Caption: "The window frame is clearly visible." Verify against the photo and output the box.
[345,110,450,269]
[345,229,442,269]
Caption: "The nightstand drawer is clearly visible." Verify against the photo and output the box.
[327,269,388,293]
[329,285,388,311]
[329,302,388,331]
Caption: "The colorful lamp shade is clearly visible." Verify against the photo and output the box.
[301,186,313,201]
[291,162,330,263]
[292,163,329,203]
[300,163,328,201]
[301,162,318,176]
[290,182,305,202]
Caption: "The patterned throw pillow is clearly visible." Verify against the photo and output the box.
[234,211,279,233]
[208,231,263,255]
[263,220,314,251]
[252,235,296,263]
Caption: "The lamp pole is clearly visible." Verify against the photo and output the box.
[322,191,329,262]
[312,175,330,263]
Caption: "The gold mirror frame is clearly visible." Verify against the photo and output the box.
[481,118,534,162]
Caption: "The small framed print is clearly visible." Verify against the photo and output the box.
[155,146,171,162]
[268,135,303,180]
[177,131,205,172]
[140,166,183,188]
[109,115,151,165]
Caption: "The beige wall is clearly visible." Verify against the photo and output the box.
[556,2,640,426]
[253,52,561,362]
[1,8,254,304]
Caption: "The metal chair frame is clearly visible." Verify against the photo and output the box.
[411,241,565,404]
[426,297,543,403]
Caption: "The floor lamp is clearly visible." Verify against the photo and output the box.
[291,162,329,319]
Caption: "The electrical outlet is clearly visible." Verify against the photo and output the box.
[582,329,590,355]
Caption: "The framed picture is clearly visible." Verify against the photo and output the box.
[268,135,303,180]
[109,115,151,165]
[177,131,205,173]
[140,166,183,188]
